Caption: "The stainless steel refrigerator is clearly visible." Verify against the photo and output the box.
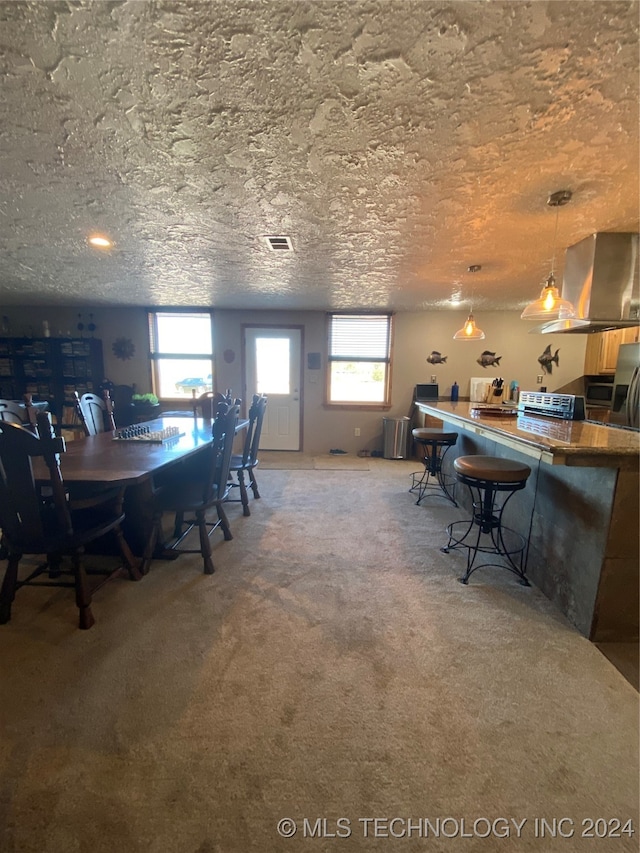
[610,342,640,429]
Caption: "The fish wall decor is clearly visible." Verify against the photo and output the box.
[538,344,560,374]
[476,350,502,368]
[426,350,447,364]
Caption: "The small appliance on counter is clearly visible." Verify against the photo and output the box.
[414,383,439,402]
[584,375,614,408]
[517,392,586,421]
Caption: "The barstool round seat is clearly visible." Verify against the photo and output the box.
[409,428,458,505]
[454,455,531,484]
[412,428,458,444]
[441,454,531,586]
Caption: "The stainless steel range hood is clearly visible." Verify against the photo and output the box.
[533,232,640,334]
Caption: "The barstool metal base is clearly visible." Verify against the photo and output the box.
[409,465,457,506]
[441,473,530,585]
[409,430,458,506]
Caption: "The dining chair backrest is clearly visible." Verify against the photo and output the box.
[78,392,111,435]
[110,384,136,427]
[0,414,71,550]
[22,394,39,430]
[102,390,117,431]
[0,399,25,425]
[241,393,268,466]
[192,390,227,420]
[200,401,240,504]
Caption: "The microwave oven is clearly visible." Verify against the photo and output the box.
[584,378,614,406]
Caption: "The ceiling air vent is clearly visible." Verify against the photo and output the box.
[265,235,293,251]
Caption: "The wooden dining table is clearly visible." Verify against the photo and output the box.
[32,416,249,556]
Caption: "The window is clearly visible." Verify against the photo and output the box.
[327,314,392,405]
[148,310,214,400]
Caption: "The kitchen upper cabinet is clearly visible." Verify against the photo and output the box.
[584,327,639,374]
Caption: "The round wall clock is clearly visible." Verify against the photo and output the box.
[112,337,136,360]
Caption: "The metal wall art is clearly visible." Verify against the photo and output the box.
[112,337,136,360]
[538,344,560,374]
[476,350,502,368]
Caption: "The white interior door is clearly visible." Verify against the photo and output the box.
[244,327,302,450]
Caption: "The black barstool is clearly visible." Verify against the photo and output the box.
[441,455,531,585]
[409,427,458,506]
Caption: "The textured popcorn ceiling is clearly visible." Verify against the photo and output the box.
[0,0,638,311]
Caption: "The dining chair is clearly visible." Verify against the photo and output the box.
[78,391,115,435]
[192,390,227,419]
[162,390,231,419]
[0,399,26,425]
[228,393,267,516]
[0,412,141,629]
[102,389,117,430]
[21,393,39,431]
[110,384,136,427]
[142,401,240,575]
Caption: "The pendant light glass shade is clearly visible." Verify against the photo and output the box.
[453,312,485,340]
[521,189,577,321]
[519,273,576,320]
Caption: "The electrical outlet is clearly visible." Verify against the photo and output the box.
[536,374,544,384]
[354,427,361,436]
[430,374,437,383]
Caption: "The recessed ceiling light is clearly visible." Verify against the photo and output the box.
[88,234,113,249]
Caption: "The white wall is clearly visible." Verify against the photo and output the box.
[2,305,587,454]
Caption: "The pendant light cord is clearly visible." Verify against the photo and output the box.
[550,203,560,278]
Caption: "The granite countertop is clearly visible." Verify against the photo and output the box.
[415,401,640,468]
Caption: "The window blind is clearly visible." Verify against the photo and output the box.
[329,315,391,360]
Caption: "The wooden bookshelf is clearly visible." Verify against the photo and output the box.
[0,337,104,422]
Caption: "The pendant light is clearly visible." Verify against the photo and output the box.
[453,264,485,340]
[520,190,577,321]
[453,310,485,340]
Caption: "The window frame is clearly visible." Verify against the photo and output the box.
[147,308,215,402]
[325,313,394,409]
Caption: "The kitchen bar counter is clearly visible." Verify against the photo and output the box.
[414,401,639,644]
[415,401,639,469]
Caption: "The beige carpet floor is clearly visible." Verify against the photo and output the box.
[259,451,370,470]
[0,459,638,852]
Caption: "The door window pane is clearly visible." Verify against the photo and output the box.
[256,338,289,394]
